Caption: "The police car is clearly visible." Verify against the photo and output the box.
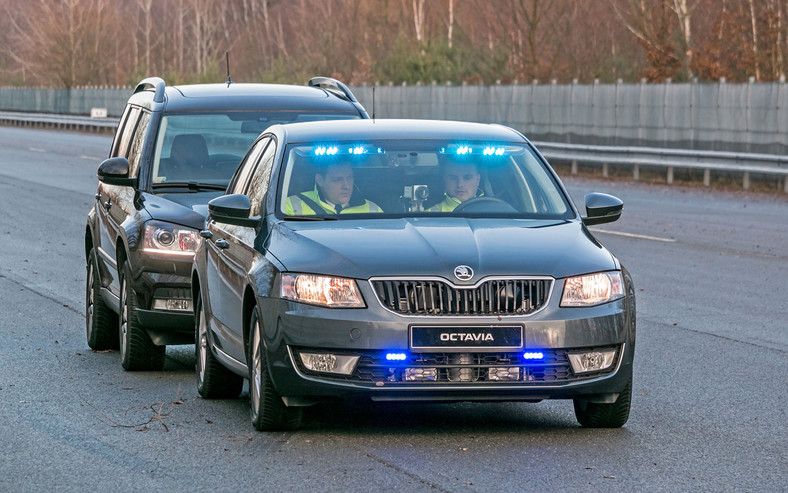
[191,119,636,431]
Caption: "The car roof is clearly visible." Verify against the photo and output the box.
[131,82,362,113]
[275,119,526,143]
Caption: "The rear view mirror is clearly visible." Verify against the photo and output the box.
[582,193,623,226]
[241,121,271,134]
[97,157,137,187]
[208,194,262,228]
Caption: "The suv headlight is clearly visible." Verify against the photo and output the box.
[143,221,201,256]
[281,274,365,308]
[561,271,624,307]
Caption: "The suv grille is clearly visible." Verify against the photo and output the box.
[371,278,552,316]
[292,347,619,385]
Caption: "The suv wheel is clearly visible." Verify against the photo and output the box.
[196,293,242,398]
[86,248,119,350]
[119,262,165,371]
[248,306,302,431]
[573,373,632,428]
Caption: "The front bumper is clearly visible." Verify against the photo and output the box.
[128,251,195,342]
[258,289,636,403]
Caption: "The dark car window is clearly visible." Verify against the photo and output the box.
[247,139,277,215]
[230,137,270,195]
[151,111,360,188]
[278,140,572,219]
[127,111,151,177]
[109,105,132,158]
[114,107,141,159]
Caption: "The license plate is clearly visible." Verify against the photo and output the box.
[410,325,523,351]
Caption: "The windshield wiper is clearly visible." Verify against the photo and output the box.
[285,215,339,221]
[152,182,227,192]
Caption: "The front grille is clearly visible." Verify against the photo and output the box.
[292,347,619,385]
[371,278,552,316]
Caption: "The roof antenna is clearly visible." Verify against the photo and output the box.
[372,85,376,122]
[225,51,232,85]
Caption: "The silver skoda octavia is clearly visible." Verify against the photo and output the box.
[191,119,636,431]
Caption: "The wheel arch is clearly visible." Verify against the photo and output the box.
[242,284,259,359]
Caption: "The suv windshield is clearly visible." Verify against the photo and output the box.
[278,140,572,219]
[152,111,360,188]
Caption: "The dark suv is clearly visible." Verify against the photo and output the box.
[85,77,367,370]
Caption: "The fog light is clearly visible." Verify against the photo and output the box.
[488,367,520,381]
[568,350,616,374]
[299,353,359,375]
[152,299,192,311]
[405,368,437,381]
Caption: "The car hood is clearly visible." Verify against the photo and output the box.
[268,217,616,281]
[141,191,224,229]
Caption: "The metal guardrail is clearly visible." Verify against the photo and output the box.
[1,111,786,192]
[535,141,788,193]
[0,111,118,132]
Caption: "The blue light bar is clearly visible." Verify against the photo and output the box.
[522,351,544,360]
[348,146,367,155]
[483,146,506,156]
[314,145,338,156]
[385,352,407,361]
[455,145,472,155]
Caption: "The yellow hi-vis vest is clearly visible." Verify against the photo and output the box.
[426,190,484,212]
[285,188,382,216]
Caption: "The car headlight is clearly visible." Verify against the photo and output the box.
[143,221,201,256]
[561,271,624,307]
[281,273,365,308]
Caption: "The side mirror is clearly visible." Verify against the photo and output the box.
[97,157,137,187]
[208,194,262,228]
[582,193,623,226]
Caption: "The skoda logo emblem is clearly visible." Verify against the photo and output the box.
[454,265,474,281]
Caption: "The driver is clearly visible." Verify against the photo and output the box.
[426,161,483,212]
[286,162,382,215]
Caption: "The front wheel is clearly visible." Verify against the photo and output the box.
[195,293,243,398]
[119,262,165,371]
[86,248,118,350]
[573,374,632,428]
[248,306,302,431]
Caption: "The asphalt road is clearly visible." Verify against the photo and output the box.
[0,126,785,491]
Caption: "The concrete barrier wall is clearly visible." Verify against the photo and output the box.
[2,82,786,154]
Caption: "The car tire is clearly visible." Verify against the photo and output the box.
[573,373,632,428]
[86,248,119,350]
[248,306,302,431]
[119,262,165,371]
[195,293,243,399]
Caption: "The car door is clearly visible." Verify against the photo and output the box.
[96,106,143,296]
[204,136,273,362]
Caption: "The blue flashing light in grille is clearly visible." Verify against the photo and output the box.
[385,352,407,361]
[522,351,545,360]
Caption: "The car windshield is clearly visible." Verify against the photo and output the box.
[151,111,360,188]
[277,140,573,219]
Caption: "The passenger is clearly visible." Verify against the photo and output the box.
[426,161,483,212]
[286,162,383,215]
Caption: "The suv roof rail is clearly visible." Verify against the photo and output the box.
[308,77,358,103]
[133,77,166,103]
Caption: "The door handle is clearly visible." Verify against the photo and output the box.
[215,239,229,249]
[200,230,213,239]
[103,200,112,210]
[95,193,101,200]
